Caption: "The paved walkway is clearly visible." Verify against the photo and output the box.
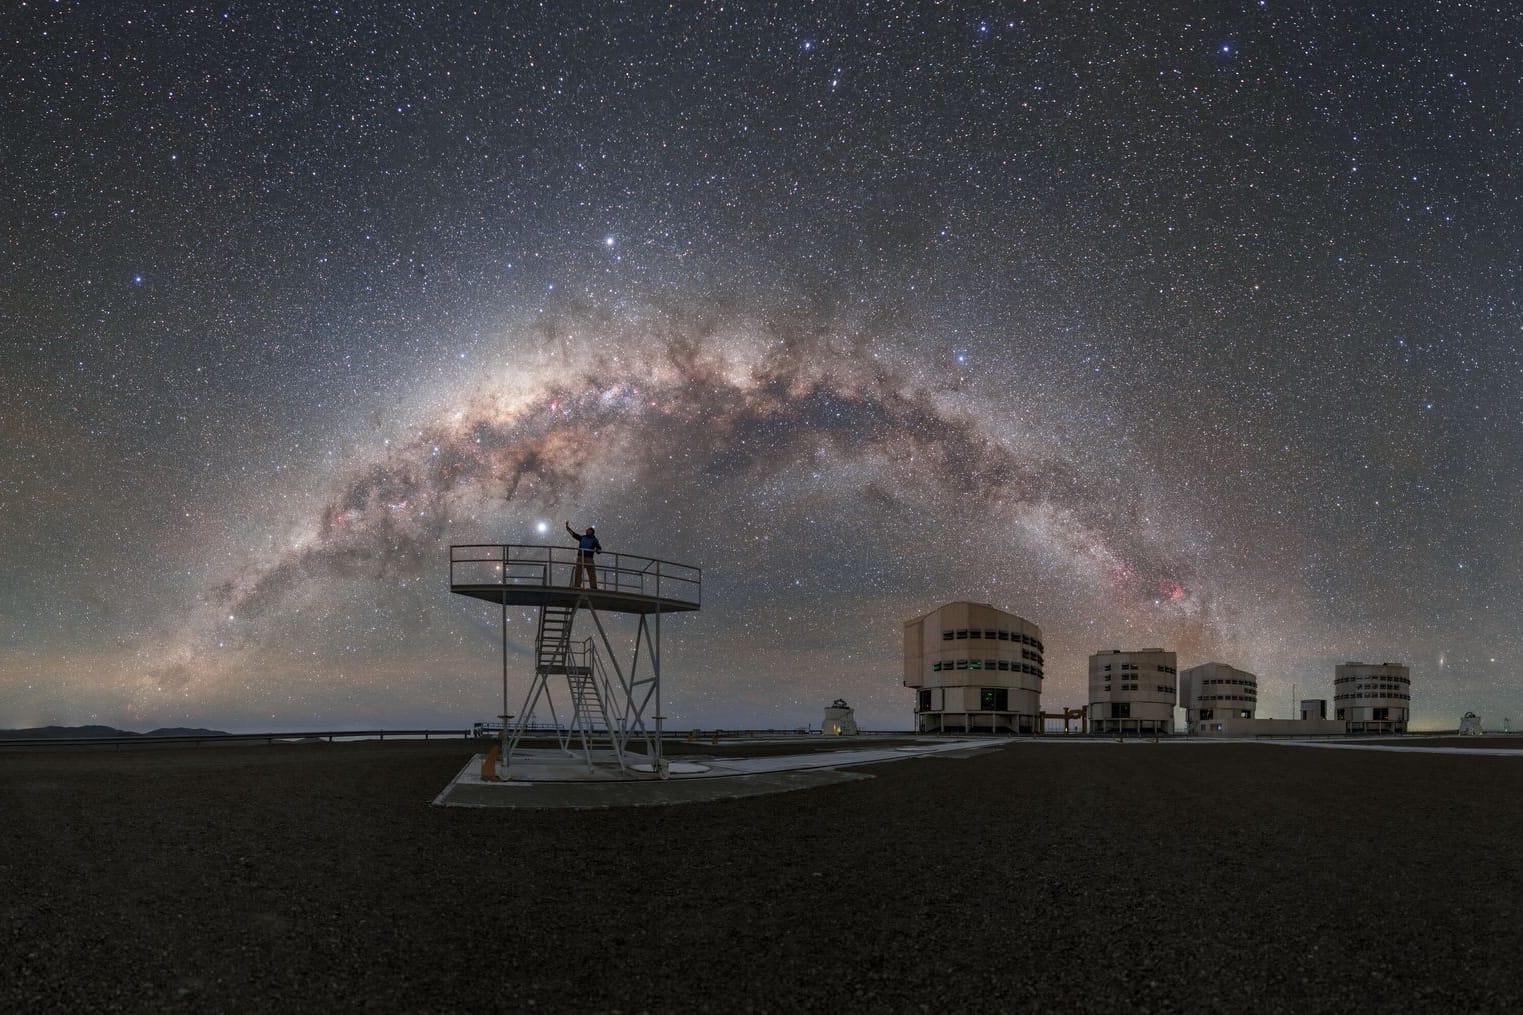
[1254,738,1523,757]
[433,734,1523,808]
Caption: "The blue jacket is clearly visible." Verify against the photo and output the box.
[566,524,602,557]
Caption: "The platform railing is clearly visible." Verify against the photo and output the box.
[449,544,701,606]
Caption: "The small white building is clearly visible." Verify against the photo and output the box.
[822,699,859,736]
[1458,711,1483,736]
[1089,648,1176,735]
[903,601,1043,734]
[1191,716,1347,738]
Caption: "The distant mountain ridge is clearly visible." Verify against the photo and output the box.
[0,725,230,740]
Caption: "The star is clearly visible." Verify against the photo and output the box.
[3,2,1514,735]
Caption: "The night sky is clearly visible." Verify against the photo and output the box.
[5,3,1520,733]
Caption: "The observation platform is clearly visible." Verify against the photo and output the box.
[449,544,701,615]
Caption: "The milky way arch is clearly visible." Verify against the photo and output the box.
[213,321,1209,634]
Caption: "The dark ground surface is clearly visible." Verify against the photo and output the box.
[4,739,1522,1014]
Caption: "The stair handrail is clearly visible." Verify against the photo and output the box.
[587,636,626,734]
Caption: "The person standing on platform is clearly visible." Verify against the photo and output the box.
[565,521,602,589]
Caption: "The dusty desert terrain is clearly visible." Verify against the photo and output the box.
[4,737,1520,1013]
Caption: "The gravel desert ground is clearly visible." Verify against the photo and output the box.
[4,737,1521,1013]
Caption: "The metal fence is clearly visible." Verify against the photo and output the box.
[0,729,474,749]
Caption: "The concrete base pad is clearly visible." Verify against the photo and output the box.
[432,736,1007,809]
[434,763,871,808]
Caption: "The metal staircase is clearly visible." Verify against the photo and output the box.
[565,669,618,763]
[504,598,630,772]
[536,603,581,677]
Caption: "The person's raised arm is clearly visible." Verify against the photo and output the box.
[565,521,577,540]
